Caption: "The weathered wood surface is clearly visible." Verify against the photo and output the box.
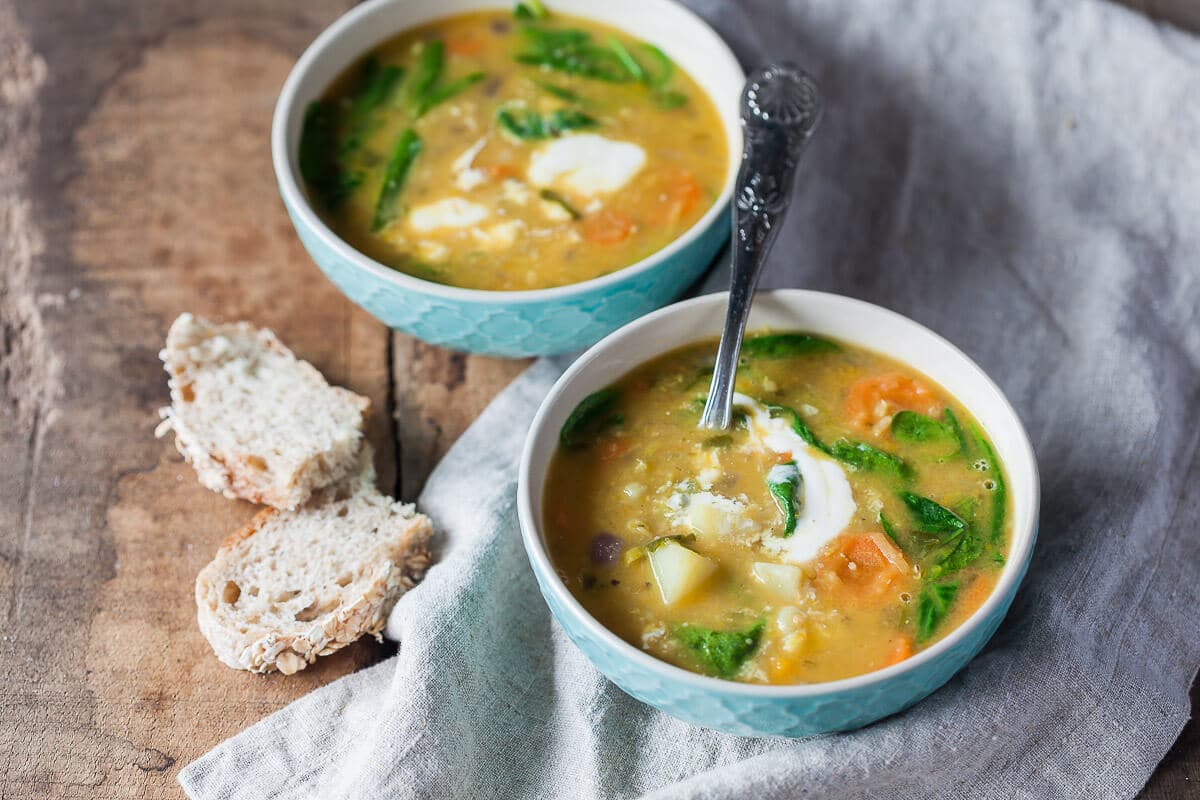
[0,1,1194,798]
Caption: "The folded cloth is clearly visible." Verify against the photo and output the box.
[180,0,1200,797]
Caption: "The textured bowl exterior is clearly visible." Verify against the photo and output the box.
[283,201,727,357]
[526,527,1032,737]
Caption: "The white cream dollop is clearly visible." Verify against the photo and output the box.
[526,133,646,196]
[407,197,489,233]
[734,393,857,564]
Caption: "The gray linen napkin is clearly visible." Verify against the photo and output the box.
[180,0,1200,797]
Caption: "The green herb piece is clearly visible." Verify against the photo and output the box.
[763,402,825,452]
[655,89,688,109]
[538,188,581,219]
[412,71,485,118]
[931,529,984,577]
[300,101,355,211]
[972,426,1008,545]
[406,40,445,112]
[900,491,967,536]
[638,43,673,87]
[891,410,954,444]
[622,533,695,566]
[880,512,901,545]
[944,407,971,456]
[496,105,596,139]
[742,333,841,360]
[829,439,911,479]
[916,581,959,643]
[515,26,630,82]
[674,620,765,678]
[513,0,548,20]
[341,60,406,155]
[559,388,620,449]
[607,36,645,81]
[535,80,583,102]
[370,128,421,232]
[767,462,802,537]
[702,434,733,449]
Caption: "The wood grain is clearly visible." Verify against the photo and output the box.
[0,0,1196,798]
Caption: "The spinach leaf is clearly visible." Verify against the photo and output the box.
[828,439,911,479]
[371,128,421,232]
[496,106,597,139]
[763,402,825,451]
[607,36,645,81]
[638,44,673,87]
[916,581,959,643]
[406,40,444,112]
[535,80,584,103]
[891,410,953,444]
[539,188,581,219]
[513,0,548,20]
[515,25,631,82]
[654,89,689,109]
[702,434,733,449]
[412,71,485,118]
[879,512,902,546]
[943,407,971,456]
[674,620,765,678]
[341,60,406,155]
[900,491,966,536]
[742,333,840,359]
[767,462,802,537]
[559,388,620,449]
[300,101,356,211]
[931,530,985,577]
[972,426,1008,545]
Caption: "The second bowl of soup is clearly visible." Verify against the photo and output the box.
[518,290,1039,736]
[273,0,741,356]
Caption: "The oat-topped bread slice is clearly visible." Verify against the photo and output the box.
[195,454,432,674]
[158,312,368,509]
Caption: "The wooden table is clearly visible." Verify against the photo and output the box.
[0,1,1195,797]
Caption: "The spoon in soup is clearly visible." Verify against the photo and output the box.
[700,63,823,430]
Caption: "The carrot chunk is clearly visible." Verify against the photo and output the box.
[582,208,635,244]
[883,636,914,667]
[845,372,942,430]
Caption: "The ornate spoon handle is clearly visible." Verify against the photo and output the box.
[700,63,823,430]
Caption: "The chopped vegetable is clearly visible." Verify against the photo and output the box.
[702,434,733,449]
[654,90,688,109]
[891,410,954,444]
[495,105,597,140]
[515,25,631,82]
[944,407,971,455]
[767,461,802,536]
[915,581,959,643]
[412,71,485,118]
[607,36,645,82]
[752,562,803,598]
[538,188,581,219]
[827,439,911,479]
[299,101,357,211]
[638,44,673,87]
[341,58,406,155]
[622,533,695,566]
[899,491,966,536]
[845,373,941,430]
[764,402,825,451]
[674,620,764,678]
[742,333,840,359]
[647,539,716,605]
[406,40,445,112]
[513,0,548,20]
[972,425,1008,545]
[535,80,584,103]
[559,387,620,449]
[371,128,421,232]
[580,208,634,244]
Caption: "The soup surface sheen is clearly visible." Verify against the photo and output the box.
[544,332,1010,684]
[301,7,728,291]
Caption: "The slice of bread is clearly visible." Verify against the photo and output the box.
[195,452,432,674]
[158,312,369,510]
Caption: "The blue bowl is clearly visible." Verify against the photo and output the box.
[271,0,744,357]
[517,291,1041,736]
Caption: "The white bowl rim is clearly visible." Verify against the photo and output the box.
[271,0,744,305]
[517,289,1041,698]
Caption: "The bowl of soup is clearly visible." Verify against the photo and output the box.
[517,290,1039,736]
[272,0,740,356]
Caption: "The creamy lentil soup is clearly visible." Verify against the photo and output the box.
[544,332,1010,684]
[299,3,728,291]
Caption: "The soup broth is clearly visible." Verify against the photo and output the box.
[300,6,728,291]
[544,332,1010,684]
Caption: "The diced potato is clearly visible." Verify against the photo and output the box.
[752,562,804,599]
[684,492,745,540]
[648,541,716,605]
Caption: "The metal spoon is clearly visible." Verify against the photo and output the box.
[700,63,823,430]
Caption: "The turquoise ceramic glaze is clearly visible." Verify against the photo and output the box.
[272,0,743,357]
[518,291,1041,737]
